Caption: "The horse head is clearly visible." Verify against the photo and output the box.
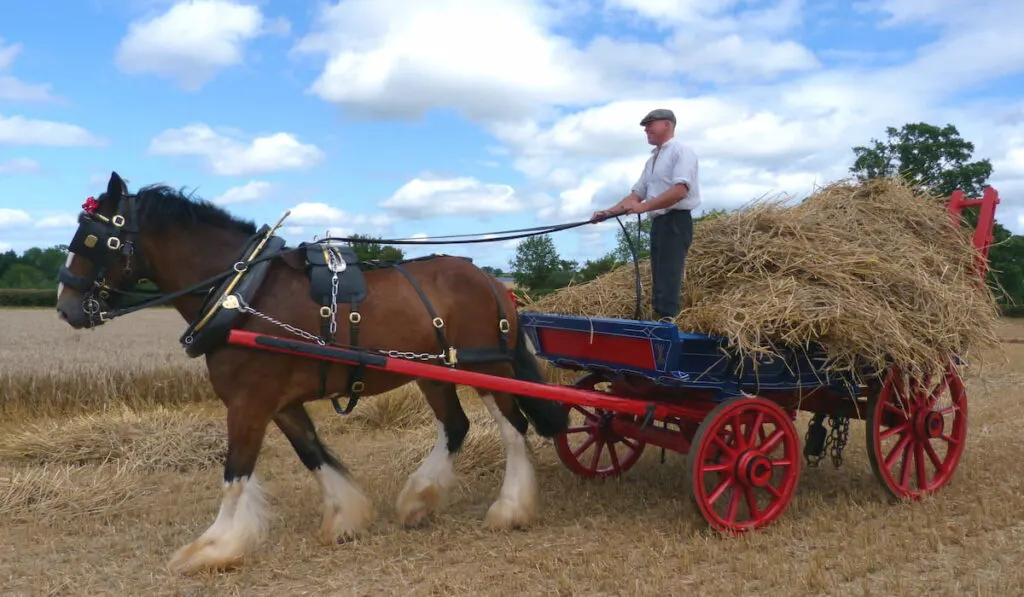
[56,171,151,328]
[55,170,260,329]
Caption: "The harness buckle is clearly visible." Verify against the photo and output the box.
[106,236,121,251]
[111,215,126,228]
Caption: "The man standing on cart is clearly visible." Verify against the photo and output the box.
[592,108,701,322]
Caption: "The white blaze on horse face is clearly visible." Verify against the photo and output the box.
[313,464,375,544]
[396,418,458,527]
[56,251,76,301]
[167,475,269,574]
[481,394,538,530]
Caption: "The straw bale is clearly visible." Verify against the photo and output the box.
[525,177,1002,380]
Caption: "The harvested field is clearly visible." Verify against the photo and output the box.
[2,308,1024,596]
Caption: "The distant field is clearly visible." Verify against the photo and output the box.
[2,308,1023,596]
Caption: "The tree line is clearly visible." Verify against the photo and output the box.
[2,122,1022,314]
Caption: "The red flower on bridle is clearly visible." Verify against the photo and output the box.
[82,196,100,213]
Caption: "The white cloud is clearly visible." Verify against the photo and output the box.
[115,0,289,90]
[211,180,274,205]
[468,1,1024,235]
[34,214,78,229]
[0,157,40,174]
[0,114,108,147]
[148,123,324,175]
[380,176,524,219]
[285,202,394,238]
[291,0,677,121]
[0,38,58,102]
[0,209,31,229]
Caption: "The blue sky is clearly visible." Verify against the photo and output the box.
[2,0,1023,271]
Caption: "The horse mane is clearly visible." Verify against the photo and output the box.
[133,184,258,236]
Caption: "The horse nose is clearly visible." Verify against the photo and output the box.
[56,304,69,321]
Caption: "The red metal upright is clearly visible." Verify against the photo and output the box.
[947,186,1000,279]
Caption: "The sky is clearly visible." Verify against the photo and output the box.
[1,0,1023,271]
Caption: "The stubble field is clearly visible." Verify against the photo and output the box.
[1,308,1023,596]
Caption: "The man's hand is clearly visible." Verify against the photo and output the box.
[591,194,640,222]
[624,201,648,215]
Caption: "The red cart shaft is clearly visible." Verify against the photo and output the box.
[227,329,710,421]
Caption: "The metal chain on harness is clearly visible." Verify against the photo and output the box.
[804,414,850,468]
[225,294,448,363]
[325,241,344,338]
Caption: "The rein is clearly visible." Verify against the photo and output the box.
[63,196,644,324]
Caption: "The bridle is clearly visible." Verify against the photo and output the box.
[58,193,160,327]
[57,192,293,328]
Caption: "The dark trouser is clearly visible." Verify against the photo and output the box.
[649,209,693,319]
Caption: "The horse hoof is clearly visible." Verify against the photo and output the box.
[319,497,375,544]
[167,537,244,575]
[483,496,535,531]
[396,478,448,528]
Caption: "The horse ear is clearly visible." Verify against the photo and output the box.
[107,171,127,198]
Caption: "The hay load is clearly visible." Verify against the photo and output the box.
[524,177,1003,378]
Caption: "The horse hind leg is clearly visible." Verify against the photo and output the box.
[273,402,375,544]
[168,402,272,574]
[475,380,539,530]
[395,379,469,527]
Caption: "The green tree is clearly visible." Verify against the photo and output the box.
[577,253,618,283]
[345,234,405,262]
[508,235,576,294]
[0,263,48,289]
[849,122,1023,308]
[850,122,992,197]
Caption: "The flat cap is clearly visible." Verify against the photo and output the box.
[639,108,676,126]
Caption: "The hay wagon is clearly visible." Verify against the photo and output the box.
[226,186,1000,535]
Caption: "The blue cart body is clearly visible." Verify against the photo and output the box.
[519,311,875,401]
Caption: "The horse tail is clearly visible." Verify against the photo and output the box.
[510,318,569,438]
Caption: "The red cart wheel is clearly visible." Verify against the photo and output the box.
[866,362,967,501]
[687,396,801,534]
[554,374,647,479]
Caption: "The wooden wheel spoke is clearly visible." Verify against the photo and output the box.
[607,442,621,471]
[711,434,736,456]
[923,439,944,470]
[746,412,765,446]
[572,435,596,460]
[743,486,760,520]
[898,441,913,487]
[884,433,912,469]
[730,414,747,450]
[760,428,785,453]
[565,425,591,435]
[725,487,741,524]
[915,442,928,490]
[589,441,605,471]
[880,421,911,441]
[707,474,734,505]
[621,438,642,451]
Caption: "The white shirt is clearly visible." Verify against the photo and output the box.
[631,138,701,217]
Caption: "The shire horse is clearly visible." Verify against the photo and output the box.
[55,172,569,574]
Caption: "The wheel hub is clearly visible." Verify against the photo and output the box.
[914,409,944,439]
[736,451,773,487]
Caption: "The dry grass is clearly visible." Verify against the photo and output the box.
[2,309,1024,596]
[527,177,1003,381]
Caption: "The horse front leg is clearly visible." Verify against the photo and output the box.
[396,380,470,527]
[478,388,539,530]
[168,401,273,574]
[273,402,375,543]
